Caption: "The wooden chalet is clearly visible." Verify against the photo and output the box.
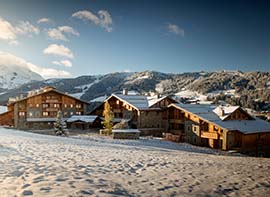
[167,103,270,152]
[0,86,89,130]
[90,90,177,135]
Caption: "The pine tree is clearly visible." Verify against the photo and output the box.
[102,101,114,135]
[54,111,67,136]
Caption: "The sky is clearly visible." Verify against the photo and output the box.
[0,0,269,79]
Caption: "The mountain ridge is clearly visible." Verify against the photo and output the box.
[0,70,269,111]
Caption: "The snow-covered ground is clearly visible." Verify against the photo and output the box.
[174,90,211,104]
[0,128,270,197]
[207,89,236,97]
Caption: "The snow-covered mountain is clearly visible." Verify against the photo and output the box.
[0,70,269,111]
[0,64,43,89]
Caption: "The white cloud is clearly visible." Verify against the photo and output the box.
[167,23,184,37]
[47,28,67,41]
[0,51,71,78]
[52,59,72,67]
[43,44,74,59]
[0,17,17,41]
[0,17,40,44]
[47,26,79,41]
[58,26,80,36]
[37,18,52,24]
[72,10,113,32]
[15,21,40,36]
[8,40,19,46]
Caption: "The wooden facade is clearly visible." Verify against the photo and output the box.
[167,104,270,153]
[0,86,88,130]
[90,94,176,135]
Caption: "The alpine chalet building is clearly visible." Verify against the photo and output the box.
[0,86,88,130]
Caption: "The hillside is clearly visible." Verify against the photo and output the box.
[0,70,269,111]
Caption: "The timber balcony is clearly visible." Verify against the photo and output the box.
[200,131,219,139]
[42,99,61,103]
[44,108,59,112]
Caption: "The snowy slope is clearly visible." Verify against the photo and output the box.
[70,78,100,99]
[0,64,43,89]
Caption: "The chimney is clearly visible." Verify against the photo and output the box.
[218,107,225,116]
[123,88,128,95]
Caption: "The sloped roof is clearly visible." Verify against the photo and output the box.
[213,106,240,120]
[107,94,150,110]
[170,103,270,134]
[8,87,89,106]
[26,118,68,122]
[106,94,176,111]
[66,115,98,123]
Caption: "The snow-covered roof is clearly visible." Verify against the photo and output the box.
[170,104,270,134]
[213,106,240,120]
[27,118,68,122]
[66,115,98,123]
[107,94,175,110]
[110,94,150,110]
[147,96,166,107]
[112,129,140,133]
[90,95,108,102]
[8,87,89,106]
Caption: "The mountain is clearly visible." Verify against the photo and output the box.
[0,64,43,90]
[0,70,269,112]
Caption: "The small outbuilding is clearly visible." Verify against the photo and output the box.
[112,129,140,139]
[66,115,101,130]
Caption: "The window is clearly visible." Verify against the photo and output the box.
[76,104,81,108]
[116,100,120,105]
[42,112,49,117]
[76,111,81,115]
[36,104,39,108]
[70,104,73,108]
[43,103,49,108]
[70,112,74,115]
[194,127,196,131]
[54,103,60,108]
[29,112,33,117]
[64,104,67,108]
[19,112,25,117]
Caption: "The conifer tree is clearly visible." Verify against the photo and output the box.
[54,111,67,136]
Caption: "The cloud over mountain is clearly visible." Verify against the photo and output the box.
[52,60,72,67]
[0,51,71,79]
[43,44,74,59]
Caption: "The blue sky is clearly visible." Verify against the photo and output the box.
[0,0,269,78]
